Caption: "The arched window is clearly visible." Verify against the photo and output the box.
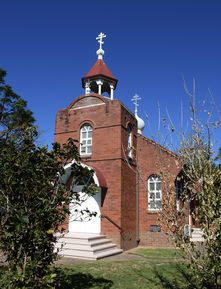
[127,124,133,158]
[148,175,162,210]
[80,124,92,155]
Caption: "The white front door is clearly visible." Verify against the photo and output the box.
[69,191,101,233]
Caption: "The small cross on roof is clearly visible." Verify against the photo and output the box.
[131,94,141,115]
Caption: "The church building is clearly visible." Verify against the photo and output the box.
[54,33,182,259]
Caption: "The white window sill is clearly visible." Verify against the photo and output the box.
[147,209,162,213]
[80,154,92,158]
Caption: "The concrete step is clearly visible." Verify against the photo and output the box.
[56,236,110,246]
[190,237,204,242]
[59,247,122,260]
[56,233,106,243]
[56,239,111,249]
[96,248,123,259]
[55,233,122,260]
[56,242,116,252]
[57,247,123,260]
[192,228,202,232]
[190,228,204,242]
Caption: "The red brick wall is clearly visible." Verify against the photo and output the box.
[121,161,137,249]
[137,135,180,247]
[54,94,138,250]
[119,105,138,249]
[54,93,180,249]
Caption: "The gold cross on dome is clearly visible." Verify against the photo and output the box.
[96,32,107,50]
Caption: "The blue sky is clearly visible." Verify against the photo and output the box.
[1,0,221,153]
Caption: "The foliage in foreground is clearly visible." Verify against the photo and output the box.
[0,69,96,288]
[159,80,221,288]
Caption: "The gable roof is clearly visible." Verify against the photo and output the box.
[138,134,179,159]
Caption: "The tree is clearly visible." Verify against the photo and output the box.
[215,147,221,163]
[158,80,221,288]
[0,69,96,288]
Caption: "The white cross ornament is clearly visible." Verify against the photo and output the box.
[96,32,106,50]
[131,94,141,115]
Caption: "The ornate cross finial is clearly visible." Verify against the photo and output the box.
[96,32,106,50]
[131,94,141,115]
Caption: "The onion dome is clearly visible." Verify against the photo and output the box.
[135,113,145,134]
[131,94,145,135]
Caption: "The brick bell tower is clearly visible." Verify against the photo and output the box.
[54,33,138,250]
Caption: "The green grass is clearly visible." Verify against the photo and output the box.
[129,248,183,260]
[57,248,189,289]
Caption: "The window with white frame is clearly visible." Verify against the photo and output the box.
[148,175,162,210]
[80,124,92,155]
